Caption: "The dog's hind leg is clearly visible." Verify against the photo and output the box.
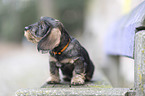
[85,60,94,81]
[71,58,86,85]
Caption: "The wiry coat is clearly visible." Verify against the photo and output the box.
[24,17,94,85]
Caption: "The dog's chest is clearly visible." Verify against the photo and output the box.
[49,55,79,68]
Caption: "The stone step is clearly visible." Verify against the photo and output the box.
[16,87,134,96]
[15,81,135,96]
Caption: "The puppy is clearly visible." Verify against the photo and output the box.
[24,17,94,85]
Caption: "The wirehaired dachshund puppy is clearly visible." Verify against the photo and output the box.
[24,17,94,85]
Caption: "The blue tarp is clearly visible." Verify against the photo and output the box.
[105,1,145,58]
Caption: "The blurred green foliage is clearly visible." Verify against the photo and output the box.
[0,0,86,43]
[0,0,38,43]
[54,0,86,36]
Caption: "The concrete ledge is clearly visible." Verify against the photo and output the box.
[41,80,112,88]
[16,88,134,96]
[16,80,113,96]
[15,81,135,96]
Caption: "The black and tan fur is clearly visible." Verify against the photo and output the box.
[24,17,94,85]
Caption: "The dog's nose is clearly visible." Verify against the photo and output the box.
[24,26,29,31]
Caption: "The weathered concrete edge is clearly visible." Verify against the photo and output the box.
[15,88,134,96]
[134,30,145,96]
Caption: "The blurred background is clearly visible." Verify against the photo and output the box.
[0,0,144,95]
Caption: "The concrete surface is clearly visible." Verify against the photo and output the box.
[134,31,145,95]
[16,88,134,96]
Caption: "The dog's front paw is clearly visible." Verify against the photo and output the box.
[47,77,60,84]
[71,75,85,85]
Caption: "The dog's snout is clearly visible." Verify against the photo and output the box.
[24,26,30,31]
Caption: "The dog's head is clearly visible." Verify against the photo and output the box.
[24,17,62,52]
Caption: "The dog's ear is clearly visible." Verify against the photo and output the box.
[37,28,61,52]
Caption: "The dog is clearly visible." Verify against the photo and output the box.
[24,17,94,85]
